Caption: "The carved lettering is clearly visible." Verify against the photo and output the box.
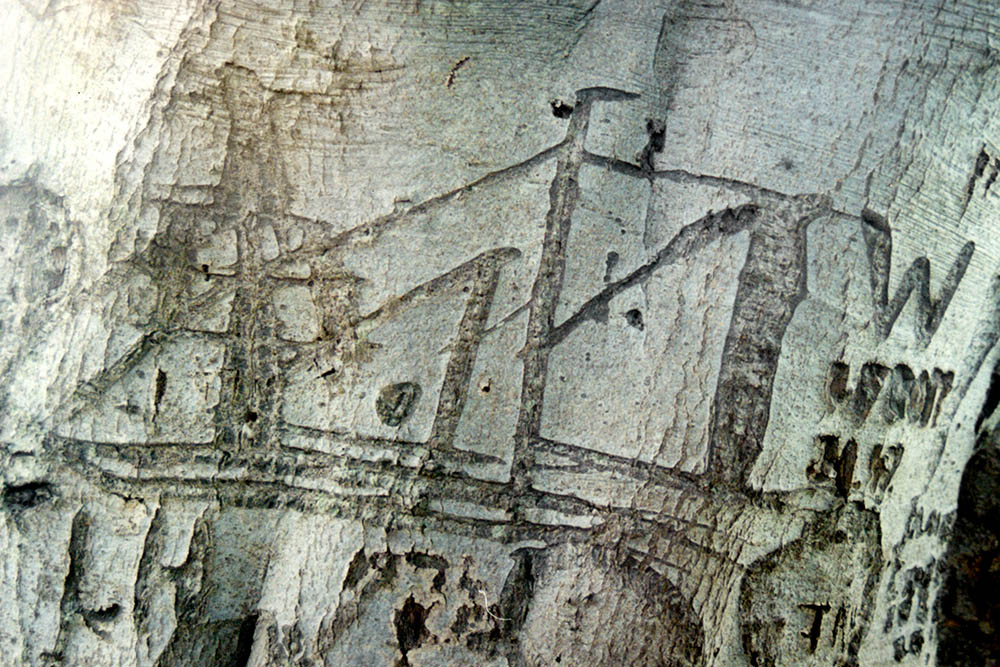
[825,361,952,428]
[860,208,974,345]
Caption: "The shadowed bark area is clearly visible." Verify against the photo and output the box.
[936,427,1000,665]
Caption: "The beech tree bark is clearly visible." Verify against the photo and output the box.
[2,1,999,665]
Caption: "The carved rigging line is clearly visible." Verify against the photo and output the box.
[542,203,759,351]
[297,143,567,259]
[356,247,520,329]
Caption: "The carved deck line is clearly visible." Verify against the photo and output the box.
[90,470,570,544]
[279,424,508,468]
[79,464,767,561]
[49,430,788,558]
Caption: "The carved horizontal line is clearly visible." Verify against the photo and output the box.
[90,469,587,543]
[280,422,426,449]
[280,423,508,466]
[46,433,217,451]
[531,436,709,490]
[581,151,798,200]
[52,429,773,548]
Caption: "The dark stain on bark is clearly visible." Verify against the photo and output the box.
[343,548,370,589]
[394,596,430,666]
[406,551,449,591]
[2,481,55,510]
[376,382,422,427]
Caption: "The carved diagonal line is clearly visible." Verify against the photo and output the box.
[427,250,515,451]
[543,203,760,351]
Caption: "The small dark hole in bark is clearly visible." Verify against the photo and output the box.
[967,148,991,201]
[154,369,167,414]
[910,630,924,654]
[984,159,1000,194]
[625,308,644,330]
[550,100,574,119]
[835,439,857,499]
[84,603,121,623]
[645,118,665,153]
[406,552,449,572]
[604,251,619,282]
[974,149,991,178]
[245,410,257,423]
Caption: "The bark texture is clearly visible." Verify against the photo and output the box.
[2,0,1000,665]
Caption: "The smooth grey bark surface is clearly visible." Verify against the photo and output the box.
[2,0,1000,665]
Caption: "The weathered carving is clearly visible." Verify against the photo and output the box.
[825,361,954,429]
[18,62,892,664]
[5,3,999,664]
[741,504,882,666]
